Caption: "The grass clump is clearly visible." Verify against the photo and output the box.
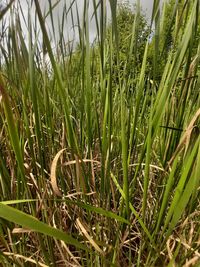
[0,0,200,266]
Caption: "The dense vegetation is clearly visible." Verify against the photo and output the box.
[0,0,200,266]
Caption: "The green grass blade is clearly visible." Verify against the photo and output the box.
[0,74,25,188]
[110,172,154,244]
[65,199,130,225]
[163,137,200,237]
[0,202,89,251]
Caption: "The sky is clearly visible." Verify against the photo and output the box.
[135,0,154,18]
[40,0,154,43]
[1,0,156,54]
[36,0,154,39]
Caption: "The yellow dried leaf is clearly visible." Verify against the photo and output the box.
[50,148,66,197]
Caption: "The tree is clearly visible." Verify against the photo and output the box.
[107,2,151,90]
[147,0,200,83]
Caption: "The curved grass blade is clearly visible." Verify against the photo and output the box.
[65,199,130,225]
[0,202,89,251]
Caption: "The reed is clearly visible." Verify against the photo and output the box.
[0,0,199,266]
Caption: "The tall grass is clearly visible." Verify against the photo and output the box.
[0,0,199,266]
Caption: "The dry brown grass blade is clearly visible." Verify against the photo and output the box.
[76,218,104,255]
[64,157,101,192]
[168,108,200,167]
[62,159,101,166]
[12,228,32,234]
[60,240,82,267]
[167,236,176,267]
[50,148,66,197]
[175,238,200,258]
[183,256,200,267]
[50,149,101,197]
[3,252,48,267]
[75,154,82,192]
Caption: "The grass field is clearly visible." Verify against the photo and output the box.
[0,0,200,266]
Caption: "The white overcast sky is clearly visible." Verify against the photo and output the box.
[1,0,156,51]
[35,1,153,41]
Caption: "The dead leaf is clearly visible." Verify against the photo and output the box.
[50,148,66,197]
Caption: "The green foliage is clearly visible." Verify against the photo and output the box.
[0,0,199,266]
[110,3,151,89]
[148,0,200,82]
